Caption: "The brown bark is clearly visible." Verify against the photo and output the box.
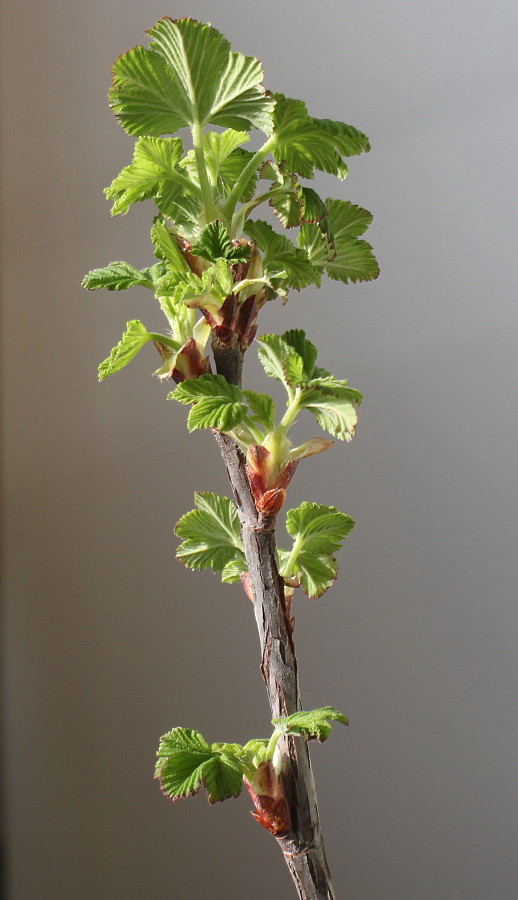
[213,344,336,900]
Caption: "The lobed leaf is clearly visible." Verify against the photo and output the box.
[272,707,349,742]
[242,390,276,431]
[156,727,244,804]
[270,94,370,180]
[243,220,319,291]
[281,502,355,599]
[81,261,161,292]
[175,491,243,571]
[173,373,247,432]
[105,137,184,215]
[109,18,274,137]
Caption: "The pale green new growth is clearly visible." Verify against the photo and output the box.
[87,18,379,889]
[271,707,349,742]
[155,707,348,803]
[175,492,244,572]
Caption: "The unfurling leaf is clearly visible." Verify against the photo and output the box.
[271,707,349,742]
[98,320,154,381]
[298,198,379,284]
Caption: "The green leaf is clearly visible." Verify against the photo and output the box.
[98,320,153,381]
[81,261,160,291]
[105,137,184,215]
[154,183,203,241]
[270,94,370,180]
[298,199,379,284]
[256,334,295,384]
[281,329,318,379]
[158,295,195,345]
[299,377,363,441]
[110,18,274,137]
[286,502,355,556]
[175,492,243,571]
[242,390,276,431]
[191,221,250,264]
[218,148,259,204]
[257,331,316,388]
[151,219,191,269]
[199,754,244,804]
[221,554,248,584]
[295,554,338,599]
[243,220,319,290]
[156,727,244,804]
[282,502,355,599]
[272,707,349,742]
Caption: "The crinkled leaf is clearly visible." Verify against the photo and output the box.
[173,374,247,431]
[175,491,243,571]
[218,148,258,204]
[299,377,363,441]
[242,390,276,431]
[156,727,244,804]
[151,219,190,269]
[109,18,274,136]
[270,94,370,180]
[286,502,355,556]
[155,183,202,241]
[282,329,318,379]
[272,707,349,742]
[191,221,250,263]
[256,334,295,384]
[299,199,379,284]
[295,554,338,599]
[221,554,248,584]
[82,261,160,291]
[243,220,319,291]
[158,295,195,344]
[281,502,354,598]
[105,137,184,215]
[98,320,153,381]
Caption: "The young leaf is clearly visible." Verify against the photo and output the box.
[270,94,370,180]
[173,374,247,432]
[272,707,349,742]
[81,261,160,292]
[175,492,243,571]
[221,554,248,584]
[243,220,319,291]
[286,502,355,556]
[109,18,274,137]
[105,137,184,215]
[299,199,379,284]
[257,331,317,388]
[151,219,190,269]
[98,320,153,381]
[256,334,294,384]
[299,377,363,441]
[242,390,276,431]
[281,329,318,379]
[156,727,244,804]
[282,502,355,598]
[191,221,250,264]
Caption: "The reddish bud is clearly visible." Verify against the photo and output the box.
[245,761,292,836]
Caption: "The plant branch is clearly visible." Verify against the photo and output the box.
[213,350,336,900]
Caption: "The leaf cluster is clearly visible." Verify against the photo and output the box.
[156,707,348,804]
[175,493,354,599]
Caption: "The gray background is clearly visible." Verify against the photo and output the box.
[2,0,517,897]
